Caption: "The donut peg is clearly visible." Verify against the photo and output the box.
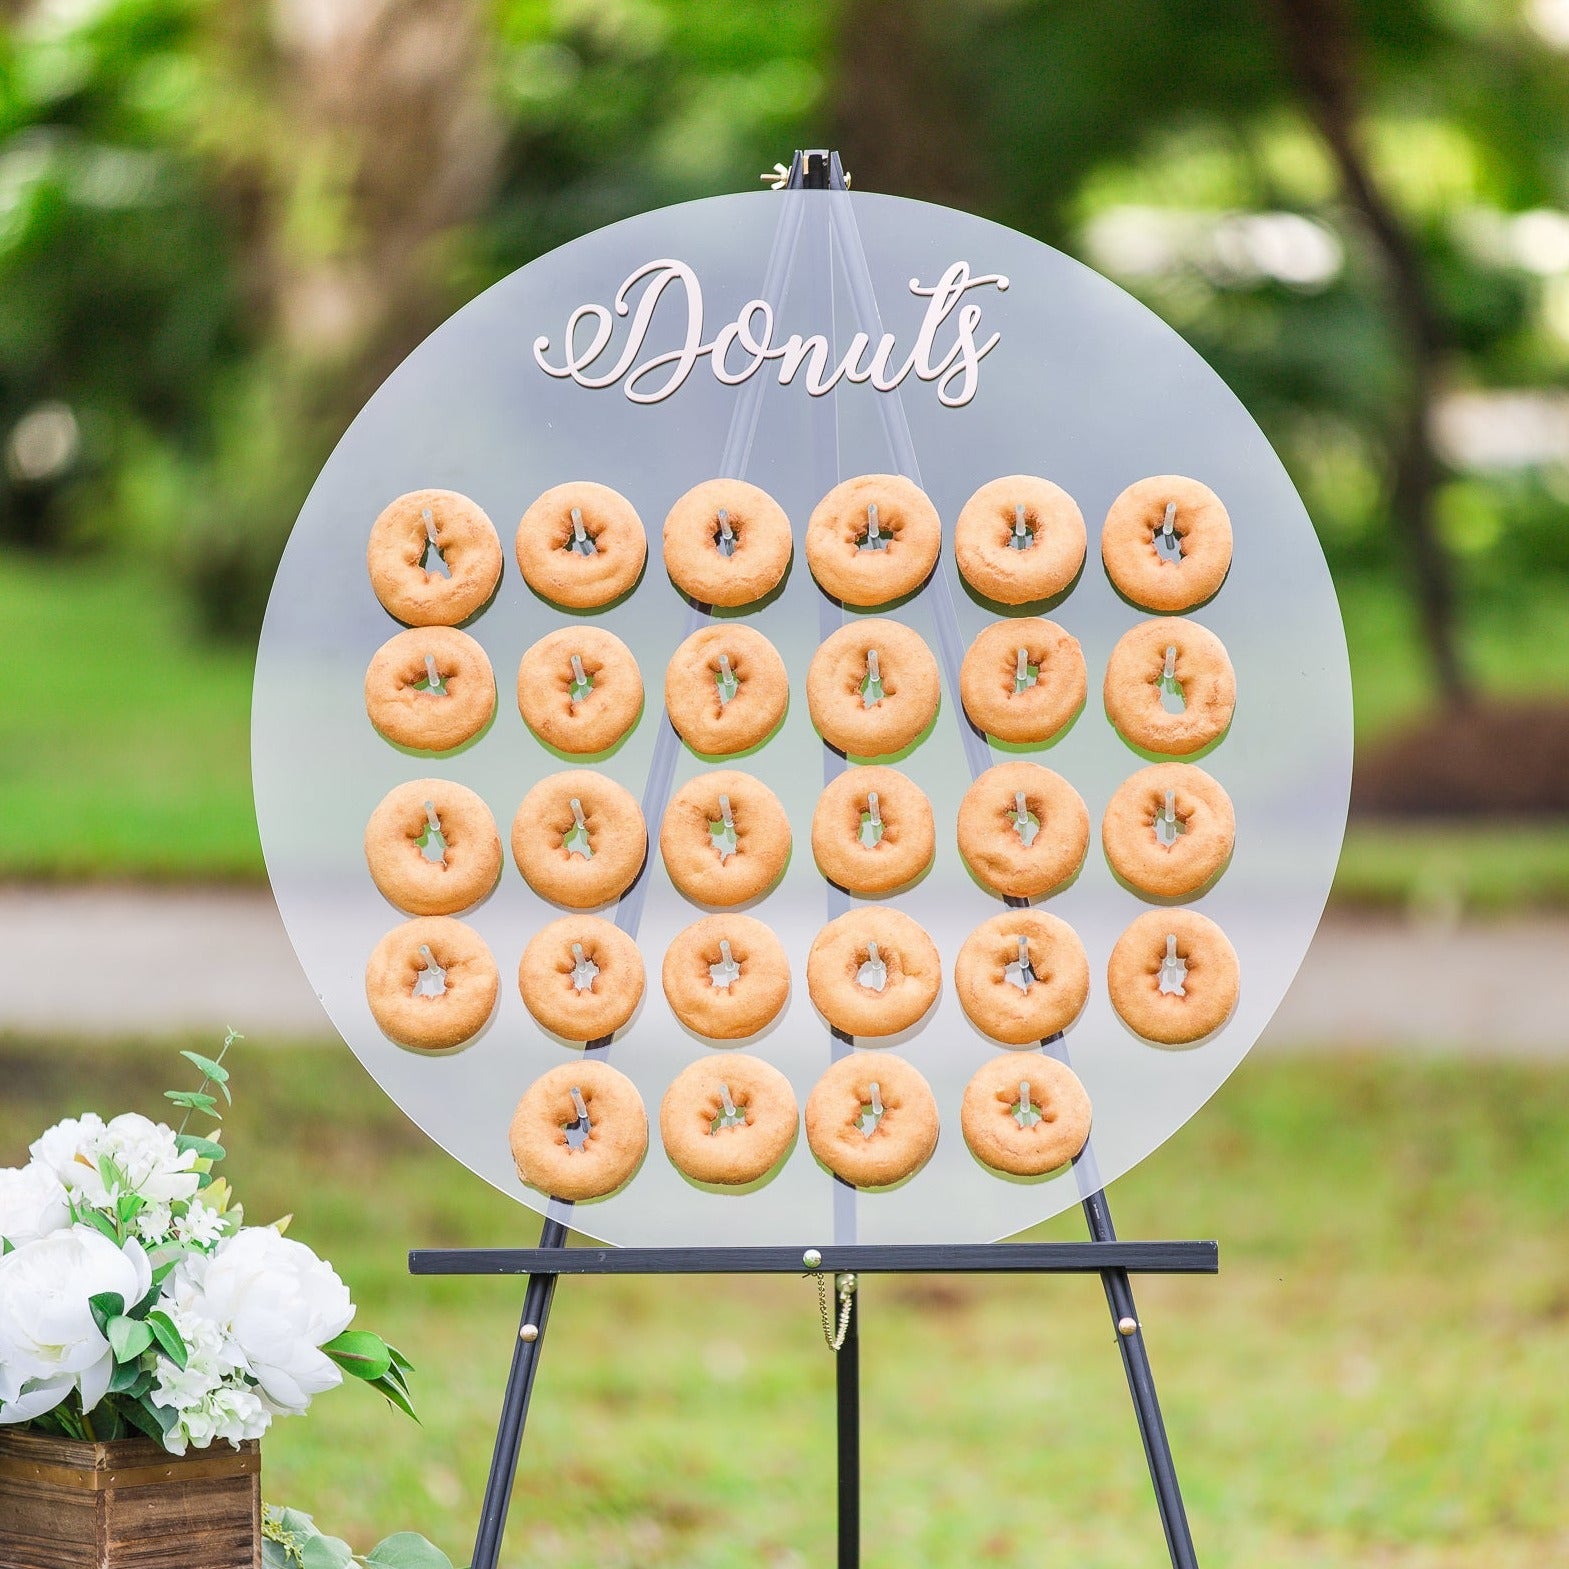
[856,941,888,994]
[715,507,736,557]
[1010,502,1032,550]
[413,943,447,998]
[1010,791,1040,848]
[1154,500,1182,564]
[566,506,596,557]
[858,502,888,552]
[1012,1080,1043,1129]
[711,1081,748,1132]
[1004,936,1034,994]
[563,798,594,860]
[860,648,884,707]
[1014,646,1038,694]
[1154,789,1185,847]
[709,794,738,862]
[563,1085,592,1150]
[569,942,600,993]
[707,938,742,990]
[715,652,739,705]
[1158,645,1186,714]
[568,653,592,702]
[1158,935,1188,997]
[855,1080,884,1137]
[860,790,884,849]
[419,507,452,578]
[418,800,447,865]
[419,654,448,696]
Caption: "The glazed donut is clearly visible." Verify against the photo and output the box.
[518,914,645,1042]
[364,626,497,754]
[954,910,1089,1047]
[516,481,647,609]
[509,1060,647,1201]
[659,769,791,907]
[805,475,941,607]
[810,765,934,896]
[806,618,940,758]
[363,779,501,916]
[661,913,791,1041]
[956,762,1089,900]
[517,627,643,756]
[365,916,498,1051]
[660,1054,797,1185]
[1102,763,1235,900]
[805,1052,939,1188]
[664,624,788,756]
[806,906,941,1039]
[512,769,647,909]
[953,475,1086,605]
[662,478,793,607]
[1108,908,1239,1046]
[1101,475,1232,612]
[960,1053,1091,1177]
[366,488,502,626]
[959,617,1086,745]
[1103,617,1235,757]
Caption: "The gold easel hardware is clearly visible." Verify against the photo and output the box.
[814,1270,857,1352]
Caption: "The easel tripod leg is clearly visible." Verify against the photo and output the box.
[1083,1190,1199,1569]
[470,1216,568,1569]
[836,1279,860,1569]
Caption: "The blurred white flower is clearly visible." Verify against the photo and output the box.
[180,1229,354,1414]
[28,1112,199,1211]
[0,1227,152,1417]
[0,1163,70,1247]
[172,1200,226,1250]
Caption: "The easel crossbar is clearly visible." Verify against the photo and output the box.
[408,1240,1218,1276]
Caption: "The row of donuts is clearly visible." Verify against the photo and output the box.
[366,471,1233,625]
[509,1049,1094,1202]
[364,614,1237,762]
[363,900,1239,1054]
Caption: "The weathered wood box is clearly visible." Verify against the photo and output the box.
[0,1431,260,1569]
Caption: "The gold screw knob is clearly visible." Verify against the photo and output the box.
[1117,1316,1138,1337]
[520,1323,540,1342]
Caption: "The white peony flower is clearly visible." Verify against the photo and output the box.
[0,1163,71,1247]
[161,1380,270,1456]
[0,1226,152,1418]
[28,1113,106,1191]
[179,1229,354,1415]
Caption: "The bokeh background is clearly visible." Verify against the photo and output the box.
[2,2,1567,1565]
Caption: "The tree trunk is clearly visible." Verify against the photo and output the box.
[1265,0,1472,703]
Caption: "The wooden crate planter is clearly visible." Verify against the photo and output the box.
[0,1431,260,1569]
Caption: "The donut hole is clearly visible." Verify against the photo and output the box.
[854,1082,886,1137]
[1152,642,1188,714]
[711,506,740,556]
[414,807,448,865]
[411,944,448,997]
[1151,500,1186,564]
[418,517,452,579]
[559,505,600,557]
[410,655,449,696]
[853,501,898,553]
[1000,503,1036,551]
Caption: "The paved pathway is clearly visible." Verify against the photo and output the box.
[2,887,1564,1054]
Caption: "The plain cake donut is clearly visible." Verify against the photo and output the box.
[956,762,1089,900]
[510,1060,647,1201]
[954,475,1086,605]
[664,624,788,756]
[954,910,1090,1046]
[517,627,643,756]
[518,914,645,1042]
[659,769,791,907]
[1103,617,1236,756]
[806,906,941,1039]
[363,778,501,916]
[364,626,496,753]
[1101,475,1232,612]
[1108,908,1240,1046]
[516,481,646,609]
[512,769,647,909]
[960,1053,1092,1176]
[662,478,793,607]
[959,617,1086,744]
[661,913,791,1040]
[660,1054,797,1186]
[810,765,935,896]
[805,475,940,607]
[366,488,502,626]
[806,618,940,758]
[364,916,498,1051]
[805,1052,939,1188]
[1102,763,1235,899]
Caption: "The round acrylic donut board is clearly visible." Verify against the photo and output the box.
[252,189,1351,1246]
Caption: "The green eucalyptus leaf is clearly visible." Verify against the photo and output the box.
[176,1134,226,1161]
[108,1316,154,1362]
[262,1541,297,1569]
[362,1534,456,1569]
[299,1531,355,1569]
[164,1090,220,1115]
[179,1050,230,1084]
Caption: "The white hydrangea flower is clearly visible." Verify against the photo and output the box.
[172,1200,226,1250]
[133,1202,174,1246]
[162,1380,270,1456]
[179,1228,354,1415]
[0,1162,70,1247]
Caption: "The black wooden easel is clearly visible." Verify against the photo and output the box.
[409,152,1214,1569]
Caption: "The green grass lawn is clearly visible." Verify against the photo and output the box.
[3,1037,1565,1567]
[5,551,1569,909]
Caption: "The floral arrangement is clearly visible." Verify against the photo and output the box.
[0,1034,412,1453]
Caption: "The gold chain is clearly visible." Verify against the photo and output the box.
[813,1272,856,1351]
